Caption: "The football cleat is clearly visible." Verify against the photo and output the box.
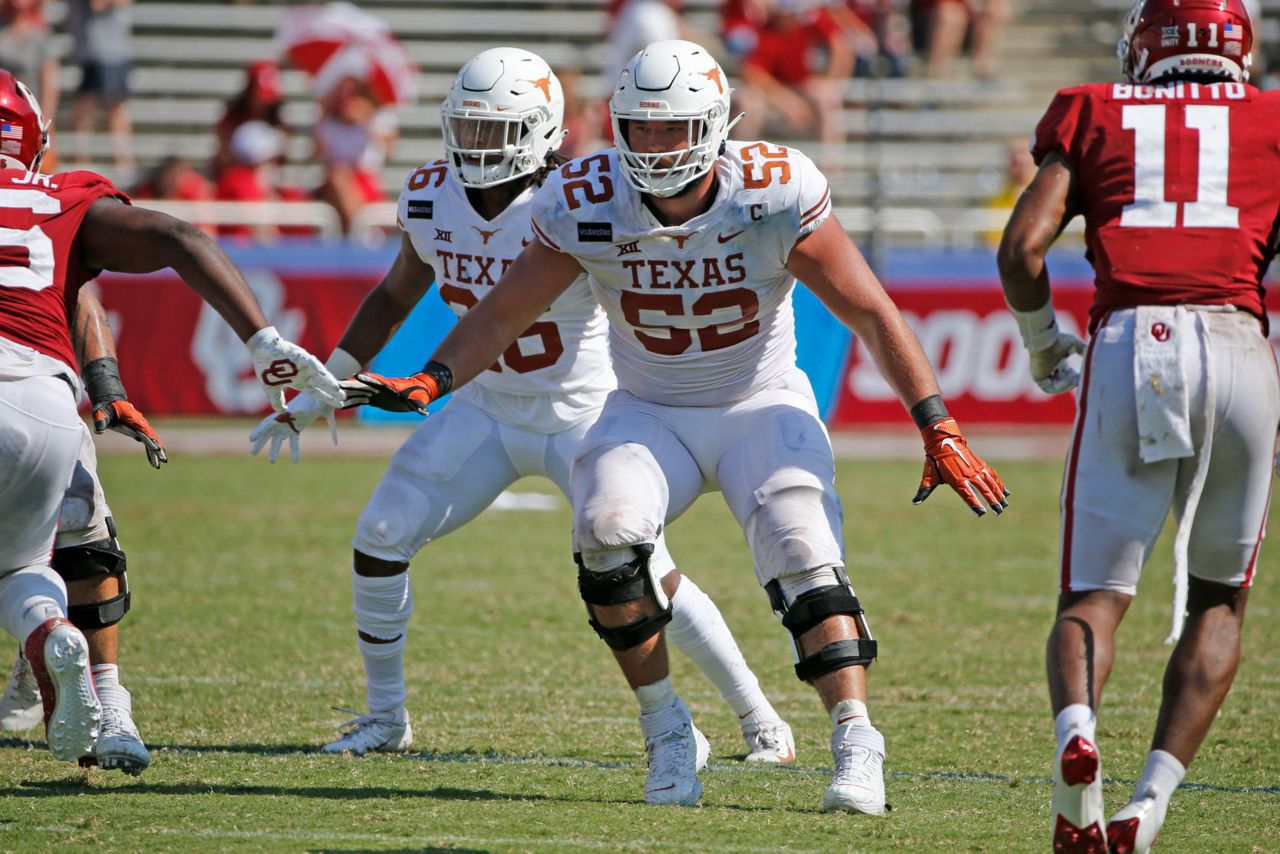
[321,709,413,755]
[23,618,99,762]
[640,697,709,806]
[1052,734,1107,853]
[0,648,43,732]
[823,721,887,814]
[91,684,150,775]
[742,718,795,763]
[1107,795,1162,854]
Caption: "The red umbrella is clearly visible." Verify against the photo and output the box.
[275,2,419,106]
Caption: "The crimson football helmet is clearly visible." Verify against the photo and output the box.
[0,70,48,171]
[1118,0,1253,84]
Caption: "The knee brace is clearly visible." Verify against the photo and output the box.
[52,517,130,630]
[351,566,413,642]
[576,544,672,651]
[766,566,877,683]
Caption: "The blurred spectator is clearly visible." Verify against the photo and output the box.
[66,0,134,171]
[732,0,852,160]
[605,0,686,85]
[131,155,215,234]
[214,61,287,177]
[0,0,59,118]
[558,68,605,160]
[131,155,214,202]
[217,120,298,242]
[720,0,772,60]
[911,0,1011,79]
[839,0,912,78]
[982,136,1033,245]
[312,76,396,234]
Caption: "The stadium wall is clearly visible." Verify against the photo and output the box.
[92,242,1278,425]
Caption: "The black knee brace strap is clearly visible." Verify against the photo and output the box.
[794,638,878,682]
[576,545,672,651]
[68,590,131,630]
[775,585,866,638]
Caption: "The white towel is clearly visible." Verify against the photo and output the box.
[1134,305,1195,463]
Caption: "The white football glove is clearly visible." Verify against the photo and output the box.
[248,392,336,463]
[1009,301,1086,395]
[1028,331,1087,394]
[246,326,344,412]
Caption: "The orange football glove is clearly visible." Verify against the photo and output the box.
[339,371,440,415]
[913,418,1008,516]
[93,400,168,469]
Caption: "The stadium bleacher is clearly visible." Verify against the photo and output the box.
[41,0,1279,246]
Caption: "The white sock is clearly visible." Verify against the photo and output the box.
[91,663,120,689]
[635,676,676,713]
[831,699,872,728]
[1055,703,1096,749]
[0,566,67,643]
[665,576,776,723]
[1134,749,1185,820]
[358,635,407,722]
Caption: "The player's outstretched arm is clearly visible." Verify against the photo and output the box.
[997,153,1085,395]
[72,289,167,469]
[249,234,436,462]
[341,238,583,414]
[77,198,342,411]
[788,215,1008,516]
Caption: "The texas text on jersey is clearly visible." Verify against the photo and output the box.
[530,140,832,407]
[0,169,128,384]
[397,158,615,430]
[1032,80,1280,330]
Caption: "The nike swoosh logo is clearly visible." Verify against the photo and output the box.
[836,714,865,726]
[940,438,971,466]
[717,230,745,244]
[738,708,757,720]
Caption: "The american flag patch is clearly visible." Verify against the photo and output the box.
[1224,22,1243,40]
[0,122,22,141]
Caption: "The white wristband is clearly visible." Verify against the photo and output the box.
[245,325,281,354]
[1009,302,1059,352]
[324,347,362,379]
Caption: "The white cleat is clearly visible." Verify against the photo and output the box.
[321,709,413,755]
[823,722,887,814]
[1052,734,1107,853]
[93,684,151,775]
[23,618,100,763]
[742,718,796,763]
[641,697,708,806]
[1106,794,1163,854]
[0,649,43,732]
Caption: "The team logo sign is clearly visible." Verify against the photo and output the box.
[260,359,300,386]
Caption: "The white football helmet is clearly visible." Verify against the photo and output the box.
[441,47,566,188]
[610,40,739,198]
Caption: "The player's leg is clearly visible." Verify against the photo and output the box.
[324,401,518,755]
[1050,317,1178,853]
[0,374,99,762]
[547,420,793,764]
[50,426,147,773]
[570,395,709,805]
[716,379,883,813]
[1107,311,1278,854]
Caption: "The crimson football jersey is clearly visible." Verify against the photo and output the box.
[0,169,128,372]
[1032,81,1280,330]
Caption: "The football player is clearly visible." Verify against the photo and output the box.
[0,290,160,775]
[342,40,1007,811]
[0,69,341,766]
[249,48,797,772]
[997,2,1277,851]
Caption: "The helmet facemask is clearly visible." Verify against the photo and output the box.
[613,106,734,198]
[442,105,554,188]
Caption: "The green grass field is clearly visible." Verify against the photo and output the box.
[1,451,1277,852]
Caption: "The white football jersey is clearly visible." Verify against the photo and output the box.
[530,141,832,406]
[398,160,615,431]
